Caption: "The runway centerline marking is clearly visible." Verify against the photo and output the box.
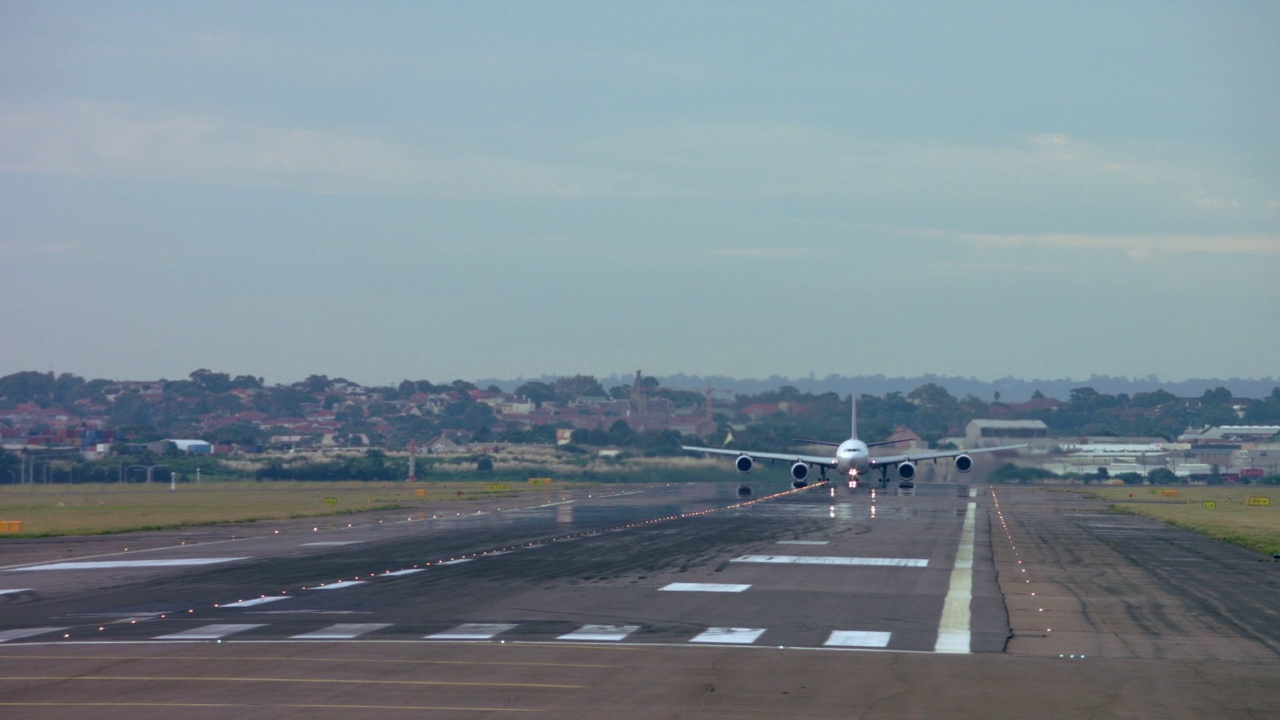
[301,542,361,546]
[0,628,68,643]
[310,580,366,590]
[731,555,928,567]
[380,569,424,577]
[776,540,829,545]
[660,583,751,593]
[222,597,290,608]
[690,627,765,644]
[934,500,976,654]
[0,589,32,595]
[8,558,249,571]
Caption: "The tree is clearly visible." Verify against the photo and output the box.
[606,419,637,446]
[554,375,605,402]
[516,381,556,406]
[476,457,494,472]
[1148,468,1178,485]
[189,369,233,393]
[298,375,332,393]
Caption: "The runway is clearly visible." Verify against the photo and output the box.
[1,481,1277,718]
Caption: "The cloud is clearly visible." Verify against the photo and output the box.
[956,232,1280,257]
[709,247,818,259]
[3,105,1276,236]
[0,104,666,200]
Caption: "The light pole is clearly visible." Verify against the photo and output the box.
[125,464,167,484]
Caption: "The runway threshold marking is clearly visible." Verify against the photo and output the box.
[556,625,641,642]
[731,555,929,567]
[690,627,765,644]
[290,623,392,639]
[8,558,249,571]
[934,500,976,654]
[825,631,891,648]
[0,628,67,643]
[427,623,517,640]
[155,624,265,640]
[659,583,751,593]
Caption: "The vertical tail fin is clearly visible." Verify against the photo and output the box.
[850,393,859,440]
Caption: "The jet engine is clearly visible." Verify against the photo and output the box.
[790,462,809,482]
[735,455,754,473]
[897,461,916,481]
[954,454,973,473]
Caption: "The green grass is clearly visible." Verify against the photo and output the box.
[1078,486,1280,556]
[0,480,570,537]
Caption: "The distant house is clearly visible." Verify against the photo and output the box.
[884,425,926,451]
[424,434,463,454]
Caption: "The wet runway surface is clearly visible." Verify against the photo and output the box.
[2,481,1277,718]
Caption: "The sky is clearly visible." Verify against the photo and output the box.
[2,1,1277,387]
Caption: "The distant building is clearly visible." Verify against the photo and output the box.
[150,439,212,454]
[1181,426,1280,443]
[965,420,1048,447]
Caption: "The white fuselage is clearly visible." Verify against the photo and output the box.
[835,439,871,476]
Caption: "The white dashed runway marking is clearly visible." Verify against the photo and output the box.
[301,542,361,546]
[731,555,929,567]
[435,559,473,566]
[0,627,67,643]
[9,558,249,571]
[825,630,892,648]
[156,624,265,640]
[557,624,641,642]
[776,540,829,545]
[380,569,425,577]
[690,627,766,644]
[310,580,367,590]
[427,623,517,640]
[0,589,32,595]
[290,623,392,639]
[222,596,291,608]
[660,583,751,593]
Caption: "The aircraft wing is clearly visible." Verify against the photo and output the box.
[682,445,837,468]
[868,444,1027,468]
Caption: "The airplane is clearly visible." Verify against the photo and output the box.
[683,396,1025,489]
